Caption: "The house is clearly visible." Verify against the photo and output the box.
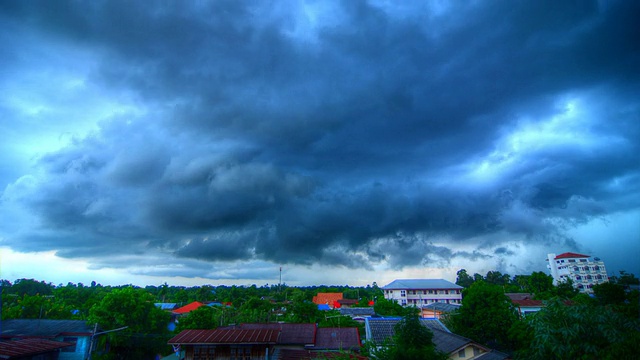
[382,279,463,306]
[154,303,179,311]
[546,252,609,293]
[0,338,74,360]
[168,323,361,360]
[338,307,375,321]
[172,301,206,315]
[336,299,358,308]
[312,293,343,309]
[420,302,461,319]
[511,299,544,317]
[0,320,94,360]
[364,317,510,360]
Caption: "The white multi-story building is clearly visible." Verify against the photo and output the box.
[381,279,463,307]
[546,252,609,293]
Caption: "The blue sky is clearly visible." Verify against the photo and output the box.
[1,0,638,286]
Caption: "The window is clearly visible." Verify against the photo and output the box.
[473,347,481,356]
[423,290,427,295]
[61,337,77,352]
[580,259,587,262]
[231,347,251,360]
[568,259,576,263]
[400,290,406,297]
[428,290,434,294]
[458,349,466,358]
[593,266,600,271]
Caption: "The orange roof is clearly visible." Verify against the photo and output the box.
[555,252,590,259]
[312,293,343,306]
[173,301,205,314]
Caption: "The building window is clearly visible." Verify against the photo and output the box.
[61,337,77,352]
[593,266,600,271]
[576,276,581,280]
[458,349,466,358]
[423,290,427,295]
[580,259,587,262]
[231,347,251,360]
[400,290,406,297]
[568,259,575,262]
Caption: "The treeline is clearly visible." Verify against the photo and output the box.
[447,270,640,359]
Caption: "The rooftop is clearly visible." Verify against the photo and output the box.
[554,252,590,259]
[168,329,279,345]
[313,327,360,350]
[382,279,462,290]
[312,293,343,306]
[0,338,74,358]
[0,320,93,338]
[172,301,205,314]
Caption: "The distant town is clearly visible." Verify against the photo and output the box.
[1,252,638,360]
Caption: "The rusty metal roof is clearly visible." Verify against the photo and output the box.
[229,323,317,345]
[0,338,73,358]
[168,329,279,345]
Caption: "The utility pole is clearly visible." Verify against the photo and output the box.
[87,325,128,360]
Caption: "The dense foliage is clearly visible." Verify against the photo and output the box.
[2,270,638,359]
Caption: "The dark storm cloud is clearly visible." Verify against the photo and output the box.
[1,0,639,276]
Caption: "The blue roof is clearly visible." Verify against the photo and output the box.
[382,279,462,290]
[317,304,331,311]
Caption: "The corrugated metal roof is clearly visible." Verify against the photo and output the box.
[512,299,544,307]
[313,327,360,350]
[168,329,279,344]
[234,323,317,345]
[338,307,375,316]
[0,320,93,338]
[365,317,450,345]
[155,303,178,310]
[421,302,461,313]
[0,338,73,358]
[381,279,462,290]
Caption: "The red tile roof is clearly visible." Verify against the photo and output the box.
[0,338,73,358]
[168,329,279,344]
[312,293,343,306]
[172,301,205,314]
[555,252,590,259]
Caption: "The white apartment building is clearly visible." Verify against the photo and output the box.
[546,252,609,293]
[381,279,463,307]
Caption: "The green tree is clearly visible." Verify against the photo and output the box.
[368,313,447,360]
[527,272,553,297]
[523,298,640,359]
[373,298,406,316]
[455,269,475,288]
[175,306,218,332]
[88,287,171,359]
[445,281,519,352]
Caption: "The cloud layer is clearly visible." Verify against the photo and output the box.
[1,0,639,281]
